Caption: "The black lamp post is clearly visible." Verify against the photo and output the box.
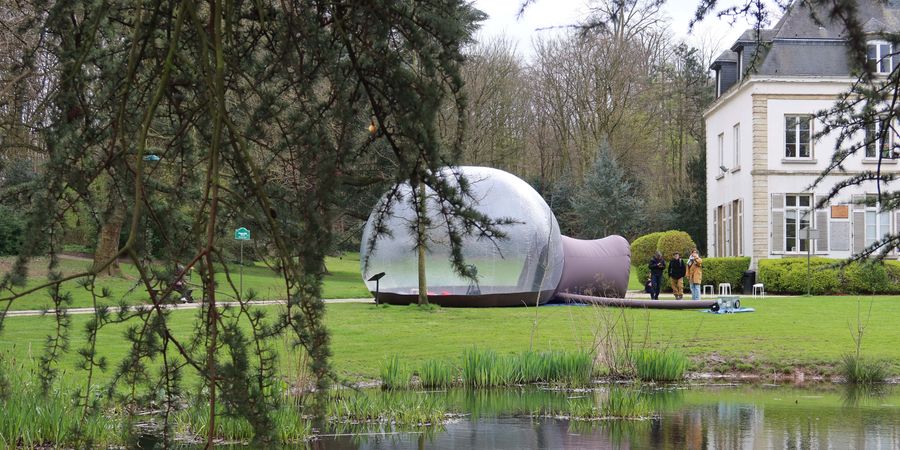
[368,272,386,305]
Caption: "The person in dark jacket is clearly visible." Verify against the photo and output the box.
[667,251,687,300]
[648,251,665,300]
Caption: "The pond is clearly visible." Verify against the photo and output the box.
[181,383,900,449]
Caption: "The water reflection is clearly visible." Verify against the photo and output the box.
[169,384,900,449]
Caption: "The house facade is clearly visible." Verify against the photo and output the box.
[705,0,900,267]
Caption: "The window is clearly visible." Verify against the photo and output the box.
[865,117,894,159]
[733,123,741,167]
[867,41,893,74]
[865,194,891,246]
[785,194,811,252]
[737,49,743,80]
[718,133,724,170]
[785,115,812,158]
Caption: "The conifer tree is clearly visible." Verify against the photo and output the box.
[574,140,646,239]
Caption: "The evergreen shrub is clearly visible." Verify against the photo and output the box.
[701,257,752,289]
[758,258,900,294]
[630,232,664,284]
[0,206,25,255]
[656,231,695,259]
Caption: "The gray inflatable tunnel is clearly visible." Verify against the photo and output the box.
[554,235,631,299]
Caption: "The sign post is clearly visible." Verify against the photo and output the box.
[234,227,251,295]
[804,227,819,296]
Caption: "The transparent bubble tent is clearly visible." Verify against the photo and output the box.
[360,167,631,307]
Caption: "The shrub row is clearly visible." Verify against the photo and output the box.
[631,231,751,293]
[758,258,900,295]
[631,230,697,290]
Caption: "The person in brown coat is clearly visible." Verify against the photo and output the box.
[685,249,703,300]
[667,252,686,299]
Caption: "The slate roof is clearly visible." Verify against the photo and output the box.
[713,0,900,77]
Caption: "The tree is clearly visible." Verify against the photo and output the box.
[667,151,707,251]
[573,141,646,239]
[0,1,500,447]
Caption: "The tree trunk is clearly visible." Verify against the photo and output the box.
[416,179,428,306]
[92,197,124,277]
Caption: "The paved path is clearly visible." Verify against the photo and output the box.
[4,298,374,317]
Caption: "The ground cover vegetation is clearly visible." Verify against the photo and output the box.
[0,254,369,311]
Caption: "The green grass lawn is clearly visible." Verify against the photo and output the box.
[0,295,897,384]
[0,253,371,311]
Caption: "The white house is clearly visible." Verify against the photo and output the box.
[705,0,900,268]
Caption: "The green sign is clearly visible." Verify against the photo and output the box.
[234,227,251,241]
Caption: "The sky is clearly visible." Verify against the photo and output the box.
[471,0,784,63]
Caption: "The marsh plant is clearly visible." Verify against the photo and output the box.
[418,359,457,389]
[631,349,687,382]
[462,348,595,388]
[380,355,413,390]
[839,300,887,384]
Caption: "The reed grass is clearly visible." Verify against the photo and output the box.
[418,359,457,389]
[0,377,122,447]
[380,354,412,390]
[839,353,888,384]
[600,388,653,418]
[327,390,446,425]
[632,349,687,382]
[462,348,515,388]
[463,348,594,388]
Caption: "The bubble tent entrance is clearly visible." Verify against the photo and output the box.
[360,167,631,307]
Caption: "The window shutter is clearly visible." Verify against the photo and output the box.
[771,193,784,254]
[894,211,900,257]
[852,194,866,253]
[815,196,828,253]
[712,207,719,257]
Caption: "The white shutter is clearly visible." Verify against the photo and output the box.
[771,194,785,254]
[852,194,866,254]
[713,206,719,257]
[815,195,828,253]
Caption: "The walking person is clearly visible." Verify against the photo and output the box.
[668,251,687,300]
[686,249,703,300]
[648,251,665,300]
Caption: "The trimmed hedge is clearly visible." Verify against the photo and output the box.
[631,231,702,294]
[701,257,751,289]
[759,258,900,295]
[656,231,696,260]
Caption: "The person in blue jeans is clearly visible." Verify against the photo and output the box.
[686,249,703,300]
[648,251,666,300]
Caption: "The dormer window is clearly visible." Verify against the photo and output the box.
[867,40,893,74]
[737,49,743,80]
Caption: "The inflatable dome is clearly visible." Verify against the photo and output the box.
[360,166,564,307]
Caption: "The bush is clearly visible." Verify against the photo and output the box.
[840,354,887,384]
[631,231,706,294]
[701,257,751,289]
[0,206,25,256]
[656,231,695,260]
[758,258,900,295]
[630,232,664,286]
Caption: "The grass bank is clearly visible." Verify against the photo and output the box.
[0,253,370,311]
[0,296,898,383]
